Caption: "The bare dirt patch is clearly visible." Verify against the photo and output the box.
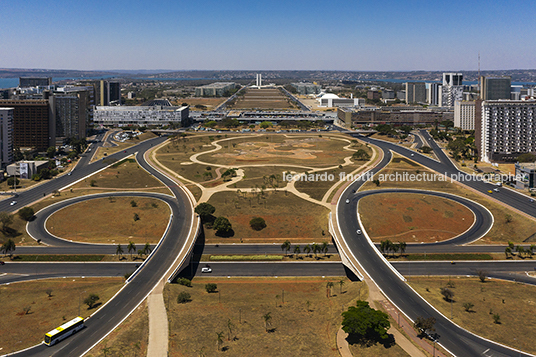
[228,87,298,110]
[165,277,367,357]
[46,197,170,244]
[0,277,123,355]
[359,193,474,243]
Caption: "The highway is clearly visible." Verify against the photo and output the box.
[337,134,536,356]
[8,134,195,357]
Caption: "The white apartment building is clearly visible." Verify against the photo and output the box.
[440,73,463,108]
[0,108,14,166]
[478,100,536,162]
[454,101,475,130]
[94,106,189,126]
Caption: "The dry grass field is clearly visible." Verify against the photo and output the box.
[409,276,536,355]
[198,135,350,167]
[359,193,474,243]
[0,277,123,355]
[46,197,170,244]
[86,302,148,357]
[204,191,330,243]
[165,277,367,357]
[228,88,298,110]
[174,97,227,111]
[360,155,536,244]
[73,158,167,190]
[234,166,298,189]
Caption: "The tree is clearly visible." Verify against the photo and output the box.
[493,313,501,324]
[216,331,224,351]
[127,241,136,259]
[341,301,390,342]
[304,244,311,257]
[227,318,235,341]
[130,200,137,207]
[177,291,191,304]
[326,282,334,298]
[249,217,267,231]
[18,207,35,221]
[504,247,512,259]
[293,245,300,257]
[205,283,218,293]
[0,212,14,231]
[516,245,526,258]
[517,153,536,163]
[45,289,53,298]
[133,213,140,221]
[414,316,436,336]
[477,270,488,283]
[463,302,474,312]
[312,243,319,257]
[260,121,273,129]
[194,202,216,221]
[84,293,100,309]
[321,241,329,256]
[7,177,20,188]
[143,242,152,256]
[352,149,370,161]
[213,217,232,236]
[116,244,124,259]
[421,146,433,154]
[46,146,56,158]
[280,240,291,256]
[398,242,407,256]
[440,287,454,302]
[1,238,16,257]
[177,277,192,287]
[262,312,272,332]
[339,280,345,294]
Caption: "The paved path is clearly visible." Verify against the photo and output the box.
[147,280,168,357]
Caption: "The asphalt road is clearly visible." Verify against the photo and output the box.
[338,137,534,356]
[10,135,194,357]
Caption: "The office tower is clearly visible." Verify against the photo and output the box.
[0,99,53,150]
[50,87,92,141]
[440,73,463,108]
[256,74,262,87]
[0,108,14,165]
[477,100,536,162]
[426,83,440,105]
[454,101,475,130]
[405,82,426,103]
[480,76,511,100]
[19,77,52,88]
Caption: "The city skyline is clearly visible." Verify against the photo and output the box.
[2,0,536,71]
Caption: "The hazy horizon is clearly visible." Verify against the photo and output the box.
[3,0,535,71]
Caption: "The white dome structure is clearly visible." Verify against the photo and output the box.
[317,93,340,107]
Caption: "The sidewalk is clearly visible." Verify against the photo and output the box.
[147,280,168,357]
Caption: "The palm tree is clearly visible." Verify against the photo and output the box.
[262,312,272,332]
[304,244,311,257]
[326,282,334,298]
[227,318,234,341]
[127,241,136,260]
[321,241,329,256]
[392,243,400,257]
[399,242,407,256]
[280,240,291,256]
[115,244,124,260]
[143,242,152,256]
[216,331,224,351]
[505,247,512,259]
[312,243,319,258]
[339,280,345,294]
[293,245,300,258]
[1,238,16,257]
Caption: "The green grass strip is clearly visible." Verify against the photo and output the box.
[209,255,284,261]
[10,255,106,262]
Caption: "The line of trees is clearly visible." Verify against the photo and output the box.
[379,240,407,257]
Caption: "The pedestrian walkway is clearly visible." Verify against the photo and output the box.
[147,280,168,357]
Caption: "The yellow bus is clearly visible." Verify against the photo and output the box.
[44,316,85,346]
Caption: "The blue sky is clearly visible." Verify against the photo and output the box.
[1,0,535,71]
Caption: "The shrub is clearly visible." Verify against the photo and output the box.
[18,207,35,221]
[177,278,192,287]
[84,293,100,309]
[249,217,267,231]
[130,200,137,207]
[177,292,191,304]
[205,283,218,293]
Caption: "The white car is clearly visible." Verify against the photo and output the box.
[493,188,499,192]
[10,201,16,206]
[356,230,362,235]
[201,267,212,273]
[345,199,350,204]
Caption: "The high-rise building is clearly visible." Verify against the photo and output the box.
[454,101,475,130]
[440,73,463,107]
[256,74,262,87]
[50,87,92,141]
[19,77,52,88]
[0,108,14,166]
[480,76,511,100]
[0,99,53,150]
[477,100,536,162]
[79,80,119,106]
[426,83,441,105]
[405,82,426,103]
